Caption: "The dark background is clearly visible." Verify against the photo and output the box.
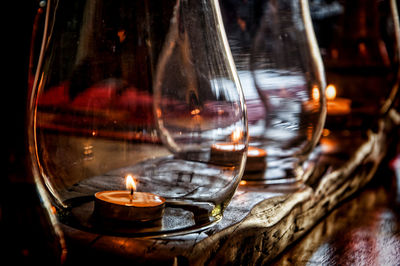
[2,1,64,264]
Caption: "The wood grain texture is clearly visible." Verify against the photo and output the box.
[60,113,398,265]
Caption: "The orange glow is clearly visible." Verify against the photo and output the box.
[125,175,136,192]
[231,128,243,143]
[156,108,162,118]
[358,42,367,57]
[117,30,126,43]
[312,86,320,101]
[326,84,337,101]
[240,180,247,186]
[307,126,313,141]
[191,108,201,115]
[322,128,331,137]
[237,17,247,31]
[331,48,339,59]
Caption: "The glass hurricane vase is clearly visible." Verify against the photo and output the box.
[220,0,327,183]
[28,0,247,237]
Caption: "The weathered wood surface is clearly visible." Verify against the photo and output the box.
[60,112,398,265]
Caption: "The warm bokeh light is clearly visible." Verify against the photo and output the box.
[322,128,331,137]
[156,108,162,118]
[190,108,201,115]
[326,84,337,101]
[117,29,126,43]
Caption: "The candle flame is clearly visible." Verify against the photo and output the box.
[125,175,136,192]
[326,84,337,101]
[231,128,243,143]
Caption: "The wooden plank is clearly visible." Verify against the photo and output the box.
[60,113,396,265]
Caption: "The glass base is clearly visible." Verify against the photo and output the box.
[241,147,321,185]
[58,196,221,237]
[53,155,242,237]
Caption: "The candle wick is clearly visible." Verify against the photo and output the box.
[129,187,134,202]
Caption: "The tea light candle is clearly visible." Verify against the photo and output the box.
[241,146,268,180]
[94,175,165,222]
[326,84,351,116]
[244,146,267,172]
[210,128,246,165]
[210,142,246,165]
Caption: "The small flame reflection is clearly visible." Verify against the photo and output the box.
[312,86,320,101]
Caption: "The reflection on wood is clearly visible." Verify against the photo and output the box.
[60,113,398,265]
[272,166,400,265]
